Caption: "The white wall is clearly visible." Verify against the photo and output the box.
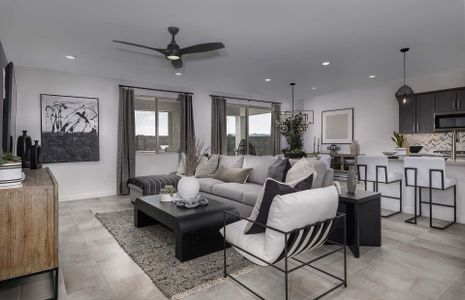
[303,68,465,154]
[15,66,284,200]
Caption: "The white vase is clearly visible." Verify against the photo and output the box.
[160,193,173,202]
[394,147,407,156]
[0,162,23,188]
[177,176,200,199]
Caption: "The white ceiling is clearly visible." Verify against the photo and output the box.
[1,0,464,99]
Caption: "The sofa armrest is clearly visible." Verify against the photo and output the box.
[322,168,334,188]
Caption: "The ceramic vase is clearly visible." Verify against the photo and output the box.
[160,193,173,202]
[347,166,357,194]
[17,130,32,168]
[30,140,43,169]
[177,176,200,199]
[0,162,23,188]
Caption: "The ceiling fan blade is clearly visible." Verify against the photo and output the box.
[172,59,183,69]
[180,42,225,55]
[113,40,166,55]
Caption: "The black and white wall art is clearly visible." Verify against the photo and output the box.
[40,94,99,163]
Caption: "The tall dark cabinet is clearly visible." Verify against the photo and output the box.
[435,91,457,113]
[398,96,416,134]
[457,89,465,112]
[416,93,435,133]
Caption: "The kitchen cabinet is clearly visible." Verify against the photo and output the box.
[399,96,416,134]
[416,93,435,133]
[436,90,458,113]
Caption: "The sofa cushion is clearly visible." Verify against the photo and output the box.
[267,157,291,182]
[214,166,252,184]
[264,186,339,263]
[242,155,278,185]
[219,155,244,168]
[285,158,318,183]
[197,177,224,193]
[195,154,219,177]
[242,190,261,206]
[212,182,262,203]
[244,174,314,234]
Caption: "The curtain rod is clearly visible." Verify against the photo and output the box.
[119,85,193,95]
[210,94,281,105]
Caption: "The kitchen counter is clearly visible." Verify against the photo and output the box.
[388,156,465,166]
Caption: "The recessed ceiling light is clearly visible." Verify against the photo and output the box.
[312,87,317,90]
[175,72,182,76]
[265,78,271,82]
[65,55,76,60]
[369,75,376,79]
[321,61,330,66]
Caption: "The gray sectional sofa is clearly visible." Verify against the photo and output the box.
[128,155,334,217]
[198,155,334,217]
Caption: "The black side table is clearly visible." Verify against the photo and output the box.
[330,190,382,258]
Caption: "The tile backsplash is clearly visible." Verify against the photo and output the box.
[404,132,465,153]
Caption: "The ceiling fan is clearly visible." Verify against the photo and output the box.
[113,27,225,69]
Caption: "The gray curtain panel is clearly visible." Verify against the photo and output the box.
[271,102,282,156]
[117,87,136,195]
[179,93,196,155]
[211,96,227,154]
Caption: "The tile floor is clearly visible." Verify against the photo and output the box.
[1,195,464,300]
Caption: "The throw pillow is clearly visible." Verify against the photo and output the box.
[267,157,291,182]
[285,157,317,184]
[195,154,219,177]
[244,174,314,234]
[214,165,252,184]
[176,153,187,175]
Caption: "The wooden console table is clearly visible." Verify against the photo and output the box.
[0,168,59,299]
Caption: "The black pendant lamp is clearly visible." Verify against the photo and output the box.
[395,48,414,103]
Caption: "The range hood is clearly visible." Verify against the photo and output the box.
[434,112,465,131]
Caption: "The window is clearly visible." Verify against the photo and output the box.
[226,103,273,156]
[135,96,181,153]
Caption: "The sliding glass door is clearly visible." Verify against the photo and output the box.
[225,102,273,156]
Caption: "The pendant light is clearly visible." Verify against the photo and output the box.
[275,83,313,133]
[395,48,414,103]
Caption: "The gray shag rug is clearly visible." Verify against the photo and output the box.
[95,209,254,299]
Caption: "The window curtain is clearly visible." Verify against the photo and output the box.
[117,87,136,195]
[271,102,282,156]
[178,93,195,155]
[211,96,227,154]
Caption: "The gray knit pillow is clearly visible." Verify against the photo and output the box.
[195,154,220,177]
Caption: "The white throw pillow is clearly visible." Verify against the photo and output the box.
[285,157,317,183]
[176,153,187,175]
[195,155,220,177]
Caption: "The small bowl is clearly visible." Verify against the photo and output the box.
[383,151,397,156]
[409,145,423,154]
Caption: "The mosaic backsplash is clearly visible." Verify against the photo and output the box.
[404,132,465,153]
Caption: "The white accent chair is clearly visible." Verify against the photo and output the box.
[404,157,457,229]
[220,186,347,300]
[357,155,403,218]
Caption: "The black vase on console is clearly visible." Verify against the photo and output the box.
[17,130,32,168]
[30,140,43,169]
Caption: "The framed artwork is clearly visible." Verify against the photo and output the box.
[40,94,99,163]
[321,108,354,144]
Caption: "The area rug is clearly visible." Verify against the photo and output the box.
[95,209,254,299]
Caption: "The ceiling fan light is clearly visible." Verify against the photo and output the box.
[167,55,180,61]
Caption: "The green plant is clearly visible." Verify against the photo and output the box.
[391,131,406,148]
[0,152,21,166]
[280,113,306,157]
[161,185,176,196]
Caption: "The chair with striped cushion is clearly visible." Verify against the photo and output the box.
[221,186,347,300]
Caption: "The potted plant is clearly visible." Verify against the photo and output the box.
[177,139,206,200]
[0,152,23,188]
[280,113,307,158]
[160,185,177,202]
[391,131,407,155]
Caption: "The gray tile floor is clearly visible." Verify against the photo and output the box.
[1,195,464,300]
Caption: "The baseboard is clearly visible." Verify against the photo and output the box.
[59,191,117,202]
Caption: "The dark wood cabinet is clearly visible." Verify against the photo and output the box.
[399,96,415,134]
[457,89,465,112]
[435,90,457,113]
[416,93,435,133]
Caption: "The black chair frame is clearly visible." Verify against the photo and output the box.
[223,211,347,300]
[357,164,402,218]
[404,167,456,230]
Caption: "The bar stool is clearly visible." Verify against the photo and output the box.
[404,157,457,230]
[357,155,403,218]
